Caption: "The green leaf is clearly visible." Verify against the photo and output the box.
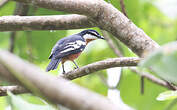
[157,90,177,101]
[139,48,163,68]
[139,41,177,85]
[7,92,56,110]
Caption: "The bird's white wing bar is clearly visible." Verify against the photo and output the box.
[76,40,86,46]
[60,48,75,53]
[64,40,86,48]
[60,40,86,53]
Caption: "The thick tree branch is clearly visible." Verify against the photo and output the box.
[0,56,141,96]
[0,51,176,97]
[0,86,28,96]
[61,57,140,80]
[0,0,8,8]
[0,50,120,110]
[12,0,160,57]
[0,15,95,31]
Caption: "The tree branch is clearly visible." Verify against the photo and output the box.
[0,51,176,97]
[9,32,16,52]
[0,0,8,8]
[0,56,141,96]
[101,30,123,57]
[61,57,140,80]
[101,30,177,91]
[9,3,29,53]
[0,15,95,31]
[12,0,160,57]
[130,68,177,90]
[0,50,120,110]
[0,85,28,96]
[120,0,128,17]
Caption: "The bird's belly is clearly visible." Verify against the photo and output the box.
[68,52,81,60]
[62,52,81,63]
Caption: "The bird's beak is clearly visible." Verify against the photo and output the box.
[100,36,105,40]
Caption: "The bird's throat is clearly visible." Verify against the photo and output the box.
[86,39,95,44]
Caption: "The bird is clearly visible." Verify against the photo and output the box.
[46,29,104,74]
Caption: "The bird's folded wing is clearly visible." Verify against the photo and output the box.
[53,40,86,59]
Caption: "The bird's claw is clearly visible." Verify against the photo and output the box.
[62,71,66,74]
[74,67,79,69]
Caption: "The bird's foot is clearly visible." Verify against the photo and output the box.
[62,71,66,74]
[74,66,79,69]
[74,67,77,69]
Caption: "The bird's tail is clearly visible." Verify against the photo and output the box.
[46,58,61,72]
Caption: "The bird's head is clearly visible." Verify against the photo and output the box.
[79,29,104,44]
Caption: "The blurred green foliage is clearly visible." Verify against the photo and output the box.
[0,0,177,110]
[7,92,56,110]
[139,41,177,104]
[157,90,177,101]
[140,42,177,85]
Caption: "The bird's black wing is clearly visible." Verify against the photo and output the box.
[48,34,86,59]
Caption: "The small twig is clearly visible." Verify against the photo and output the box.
[9,32,16,53]
[101,30,123,57]
[120,0,128,17]
[9,3,29,53]
[130,68,177,90]
[148,67,176,90]
[0,0,8,8]
[140,76,144,94]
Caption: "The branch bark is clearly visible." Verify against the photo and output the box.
[0,50,120,110]
[11,0,159,57]
[61,57,140,80]
[0,55,141,96]
[0,86,28,96]
[0,15,95,31]
[0,0,8,8]
[0,50,176,97]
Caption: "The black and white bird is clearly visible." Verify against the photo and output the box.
[46,29,104,74]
